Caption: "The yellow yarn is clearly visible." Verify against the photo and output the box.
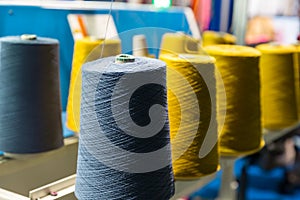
[294,44,300,117]
[256,44,298,130]
[66,37,121,132]
[205,45,264,157]
[202,31,236,47]
[160,32,201,55]
[159,53,219,179]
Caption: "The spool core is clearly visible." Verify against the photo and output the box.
[20,34,37,40]
[115,54,135,63]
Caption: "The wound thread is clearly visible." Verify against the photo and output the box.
[0,35,63,154]
[205,45,264,157]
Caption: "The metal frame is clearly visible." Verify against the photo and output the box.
[0,137,78,200]
[29,175,76,200]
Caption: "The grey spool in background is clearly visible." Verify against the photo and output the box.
[0,35,63,154]
[75,55,175,200]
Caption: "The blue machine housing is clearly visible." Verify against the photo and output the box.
[0,1,199,110]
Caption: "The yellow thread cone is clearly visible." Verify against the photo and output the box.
[160,53,220,179]
[294,44,300,118]
[256,44,298,130]
[160,32,200,55]
[66,37,121,132]
[202,31,236,47]
[205,45,264,157]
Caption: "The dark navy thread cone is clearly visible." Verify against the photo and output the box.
[0,36,63,153]
[75,56,175,200]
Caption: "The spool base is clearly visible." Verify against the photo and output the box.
[0,137,78,198]
[4,152,49,160]
[174,166,221,181]
[217,157,238,200]
[220,139,265,157]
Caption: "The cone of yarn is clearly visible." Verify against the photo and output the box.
[75,55,175,199]
[293,44,300,117]
[256,44,298,130]
[160,53,219,179]
[205,45,264,156]
[0,35,63,154]
[66,37,121,133]
[202,31,236,47]
[160,32,201,55]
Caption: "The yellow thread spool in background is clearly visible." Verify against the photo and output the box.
[294,44,300,117]
[160,53,219,179]
[256,44,298,130]
[205,45,264,156]
[66,37,121,132]
[160,32,200,55]
[202,31,236,47]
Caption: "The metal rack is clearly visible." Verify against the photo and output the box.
[2,122,299,200]
[0,136,219,200]
[264,122,300,145]
[0,137,78,200]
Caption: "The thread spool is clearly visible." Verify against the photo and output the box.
[159,53,219,179]
[293,44,300,117]
[66,37,121,133]
[75,54,175,199]
[0,35,63,154]
[160,32,200,55]
[205,45,264,156]
[256,44,298,130]
[202,31,236,47]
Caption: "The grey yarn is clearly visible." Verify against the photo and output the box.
[75,56,175,200]
[0,36,63,153]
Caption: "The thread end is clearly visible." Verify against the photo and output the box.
[20,34,37,40]
[115,54,135,63]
